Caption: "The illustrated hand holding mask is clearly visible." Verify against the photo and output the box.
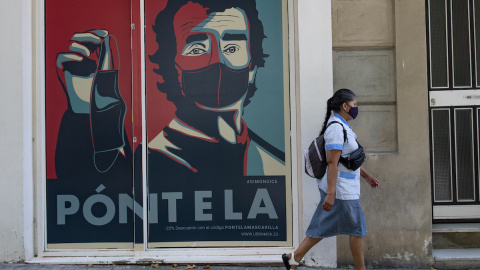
[56,30,126,172]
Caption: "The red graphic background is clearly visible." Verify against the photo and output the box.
[45,0,132,179]
[144,0,177,146]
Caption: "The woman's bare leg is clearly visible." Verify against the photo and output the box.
[287,236,322,269]
[349,235,366,270]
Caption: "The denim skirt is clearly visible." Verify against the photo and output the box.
[306,188,367,238]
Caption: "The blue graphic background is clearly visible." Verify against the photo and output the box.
[243,0,286,152]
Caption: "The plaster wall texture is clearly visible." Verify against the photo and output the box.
[333,49,397,152]
[333,50,396,103]
[333,0,433,268]
[298,0,336,267]
[332,0,394,48]
[0,0,26,263]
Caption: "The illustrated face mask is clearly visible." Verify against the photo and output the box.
[89,35,126,173]
[90,69,126,172]
[180,63,250,108]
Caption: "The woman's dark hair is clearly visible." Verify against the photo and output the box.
[149,0,268,106]
[319,88,356,135]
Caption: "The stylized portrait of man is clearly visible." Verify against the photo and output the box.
[145,0,285,180]
[144,0,288,244]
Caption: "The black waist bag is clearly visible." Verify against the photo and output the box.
[339,141,365,171]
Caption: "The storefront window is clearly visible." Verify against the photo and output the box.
[45,0,292,249]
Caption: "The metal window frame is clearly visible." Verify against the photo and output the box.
[474,0,480,87]
[454,108,476,202]
[477,108,480,201]
[450,0,473,89]
[432,108,454,202]
[428,0,450,89]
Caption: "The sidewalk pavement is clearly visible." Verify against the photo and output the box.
[0,265,433,270]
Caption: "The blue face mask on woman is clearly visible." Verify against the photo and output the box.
[346,104,359,119]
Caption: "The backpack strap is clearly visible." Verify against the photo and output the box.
[325,121,347,143]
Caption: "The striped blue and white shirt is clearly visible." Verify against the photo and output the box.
[317,113,361,200]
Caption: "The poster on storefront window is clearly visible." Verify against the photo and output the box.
[144,0,292,247]
[45,0,136,249]
[45,0,291,249]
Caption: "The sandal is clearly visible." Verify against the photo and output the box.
[282,253,299,270]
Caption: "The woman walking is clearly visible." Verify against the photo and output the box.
[283,89,379,270]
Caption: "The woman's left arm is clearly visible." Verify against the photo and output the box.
[360,167,379,189]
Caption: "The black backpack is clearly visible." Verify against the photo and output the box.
[304,121,365,179]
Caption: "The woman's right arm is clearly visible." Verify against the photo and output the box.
[321,149,341,211]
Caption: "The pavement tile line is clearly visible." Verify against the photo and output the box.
[0,266,335,270]
[0,266,434,270]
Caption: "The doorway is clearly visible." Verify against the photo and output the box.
[427,0,480,222]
